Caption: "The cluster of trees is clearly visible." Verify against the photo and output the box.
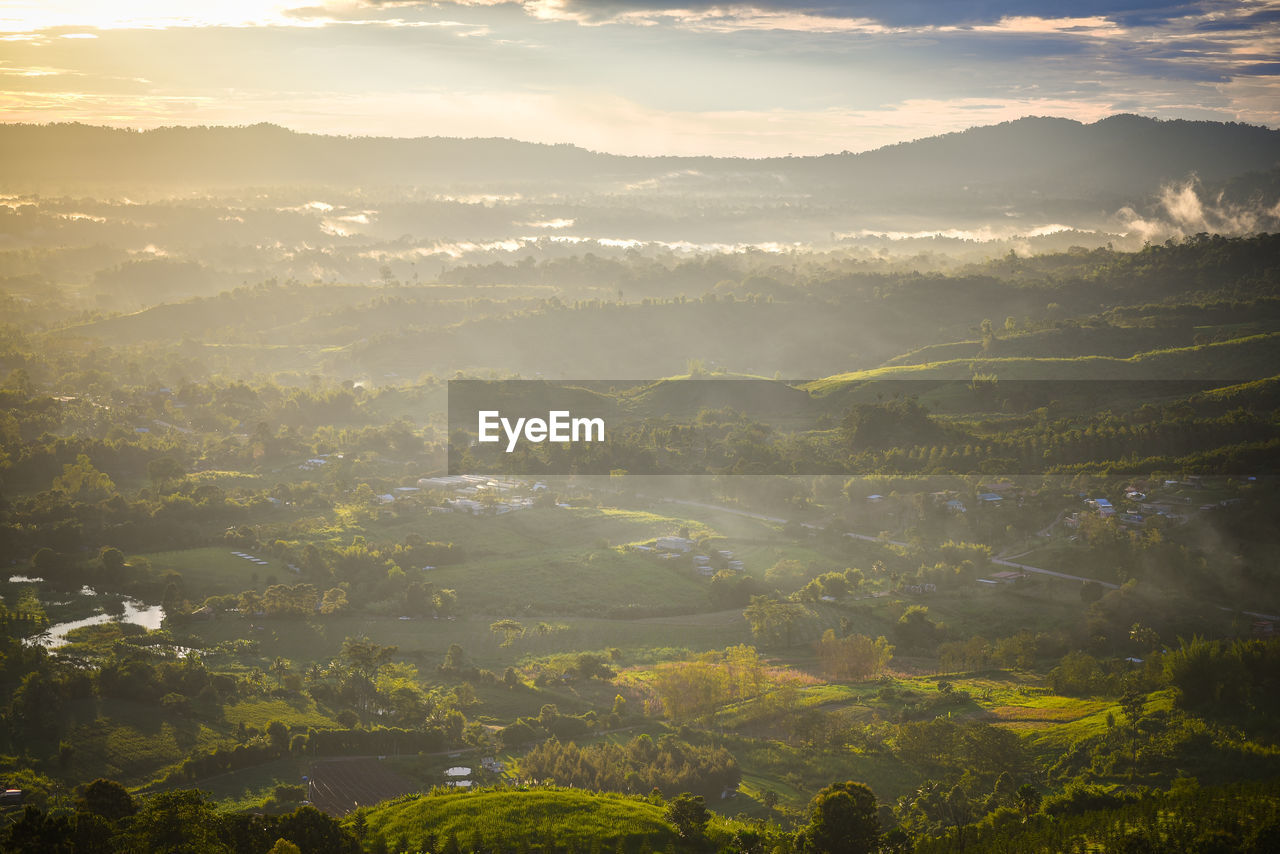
[165,727,447,786]
[893,719,1025,778]
[912,779,1280,854]
[498,702,607,749]
[1,782,359,854]
[4,641,231,746]
[519,734,741,797]
[1,628,472,782]
[814,630,894,681]
[649,645,780,722]
[1164,635,1280,714]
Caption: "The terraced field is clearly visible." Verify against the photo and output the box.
[308,758,422,816]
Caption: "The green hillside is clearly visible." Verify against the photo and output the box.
[353,788,678,851]
[806,332,1280,394]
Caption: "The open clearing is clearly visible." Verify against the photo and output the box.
[308,757,423,816]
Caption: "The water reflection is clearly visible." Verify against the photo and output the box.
[37,598,165,648]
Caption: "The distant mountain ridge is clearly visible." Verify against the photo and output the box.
[0,115,1276,202]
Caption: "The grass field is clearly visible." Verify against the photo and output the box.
[221,697,341,732]
[139,547,291,598]
[355,788,678,851]
[62,698,225,786]
[803,332,1280,394]
[309,757,422,816]
[155,757,307,812]
[184,605,753,672]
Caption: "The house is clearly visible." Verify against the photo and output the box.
[446,498,485,515]
[945,499,967,513]
[655,536,694,553]
[418,474,490,490]
[1087,498,1115,518]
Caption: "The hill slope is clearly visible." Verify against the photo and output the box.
[2,116,1275,203]
[353,788,677,851]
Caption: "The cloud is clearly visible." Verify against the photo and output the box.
[0,0,1274,156]
[279,0,1268,33]
[425,0,1222,29]
[1117,177,1280,241]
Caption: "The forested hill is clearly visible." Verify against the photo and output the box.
[1,116,1276,200]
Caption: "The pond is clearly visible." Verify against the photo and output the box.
[6,577,166,648]
[37,598,166,648]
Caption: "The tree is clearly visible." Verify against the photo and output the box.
[116,790,231,853]
[489,619,525,648]
[893,606,939,654]
[1129,622,1160,653]
[148,457,186,488]
[815,630,894,681]
[1120,686,1147,768]
[5,807,73,854]
[98,547,126,579]
[267,720,290,751]
[433,588,458,617]
[75,779,136,821]
[980,318,995,350]
[795,781,880,854]
[743,595,801,647]
[276,806,361,854]
[340,636,397,683]
[10,670,63,740]
[1014,784,1041,820]
[270,657,291,688]
[320,587,348,615]
[52,454,117,502]
[1080,580,1105,603]
[664,793,710,840]
[340,636,397,716]
[267,840,302,854]
[442,643,468,672]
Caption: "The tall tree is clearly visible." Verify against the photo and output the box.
[796,781,881,854]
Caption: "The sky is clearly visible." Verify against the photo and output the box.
[0,0,1277,155]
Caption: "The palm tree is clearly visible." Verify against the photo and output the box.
[270,656,291,688]
[1015,784,1042,820]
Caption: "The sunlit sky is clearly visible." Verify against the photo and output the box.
[0,0,1277,155]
